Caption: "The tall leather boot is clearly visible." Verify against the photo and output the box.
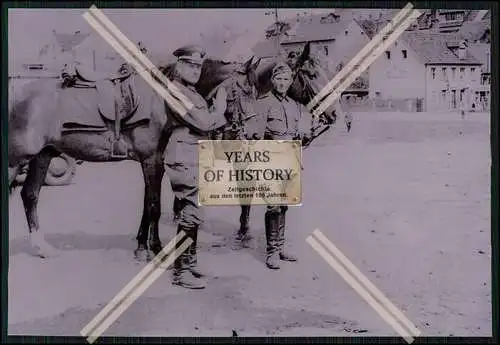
[265,211,281,269]
[189,230,207,278]
[173,197,183,222]
[278,211,297,262]
[172,225,206,289]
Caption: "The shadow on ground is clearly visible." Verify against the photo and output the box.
[8,275,359,337]
[9,232,137,257]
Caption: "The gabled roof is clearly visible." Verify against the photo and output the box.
[356,19,482,66]
[467,42,491,73]
[458,20,490,42]
[251,39,280,58]
[52,30,91,52]
[278,9,355,44]
[402,31,481,65]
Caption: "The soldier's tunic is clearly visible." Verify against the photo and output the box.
[252,91,311,141]
[164,79,223,229]
[252,91,311,214]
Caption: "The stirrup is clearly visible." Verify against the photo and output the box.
[111,139,128,158]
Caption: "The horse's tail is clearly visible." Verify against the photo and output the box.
[9,182,18,195]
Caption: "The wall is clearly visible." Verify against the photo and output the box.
[326,20,371,73]
[368,37,426,106]
[425,64,482,111]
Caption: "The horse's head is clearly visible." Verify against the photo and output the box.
[220,56,262,139]
[286,42,338,126]
[232,55,262,97]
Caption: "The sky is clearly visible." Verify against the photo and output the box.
[8,8,340,66]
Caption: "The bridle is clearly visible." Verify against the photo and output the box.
[211,71,257,140]
[292,69,328,140]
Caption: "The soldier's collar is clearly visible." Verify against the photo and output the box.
[272,90,289,102]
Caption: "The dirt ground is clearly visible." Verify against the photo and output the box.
[8,110,492,337]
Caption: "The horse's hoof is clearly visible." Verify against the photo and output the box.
[150,242,164,256]
[233,232,254,249]
[240,235,255,249]
[134,247,152,262]
[28,232,59,258]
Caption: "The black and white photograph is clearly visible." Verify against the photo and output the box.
[7,6,492,338]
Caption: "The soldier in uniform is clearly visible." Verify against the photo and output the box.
[341,95,353,132]
[164,45,228,289]
[246,62,312,270]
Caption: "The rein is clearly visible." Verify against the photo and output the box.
[295,71,333,146]
[210,72,256,141]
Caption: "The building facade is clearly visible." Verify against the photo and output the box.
[467,42,491,111]
[367,31,482,112]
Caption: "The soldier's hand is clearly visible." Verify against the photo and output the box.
[302,136,312,148]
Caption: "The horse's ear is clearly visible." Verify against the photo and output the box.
[242,56,254,71]
[251,57,262,71]
[296,41,311,67]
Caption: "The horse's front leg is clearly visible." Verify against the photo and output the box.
[20,148,59,258]
[135,153,165,261]
[238,204,253,242]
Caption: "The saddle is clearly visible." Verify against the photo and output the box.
[61,63,141,158]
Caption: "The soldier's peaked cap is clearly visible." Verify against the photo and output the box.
[173,45,206,65]
[272,61,293,78]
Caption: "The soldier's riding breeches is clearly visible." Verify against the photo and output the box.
[166,162,203,229]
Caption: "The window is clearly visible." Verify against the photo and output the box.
[385,51,391,59]
[482,75,490,85]
[442,67,447,80]
[324,46,329,56]
[345,30,348,36]
[460,67,465,79]
[451,67,457,80]
[401,50,407,59]
[431,67,436,79]
[375,91,381,98]
[444,13,458,21]
[441,90,447,104]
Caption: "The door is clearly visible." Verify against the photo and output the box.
[451,89,457,109]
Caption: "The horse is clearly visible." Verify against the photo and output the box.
[7,56,261,261]
[167,42,339,245]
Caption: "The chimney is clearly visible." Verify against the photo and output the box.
[458,40,467,60]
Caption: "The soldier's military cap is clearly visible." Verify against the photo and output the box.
[173,45,207,65]
[272,61,293,78]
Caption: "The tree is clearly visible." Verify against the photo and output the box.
[265,21,292,39]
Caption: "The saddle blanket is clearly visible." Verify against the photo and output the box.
[59,79,148,132]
